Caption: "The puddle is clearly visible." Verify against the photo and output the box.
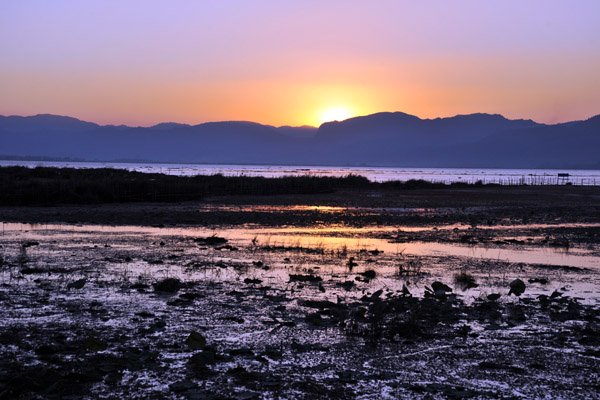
[3,222,600,270]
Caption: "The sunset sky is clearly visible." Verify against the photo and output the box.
[1,1,599,127]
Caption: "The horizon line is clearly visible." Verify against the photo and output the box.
[2,110,599,129]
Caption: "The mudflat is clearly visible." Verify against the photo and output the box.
[1,185,600,227]
[1,184,599,399]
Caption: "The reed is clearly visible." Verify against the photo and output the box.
[0,166,584,206]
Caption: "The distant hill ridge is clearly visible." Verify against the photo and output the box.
[1,112,598,168]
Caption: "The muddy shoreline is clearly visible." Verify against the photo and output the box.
[2,186,600,227]
[1,186,599,399]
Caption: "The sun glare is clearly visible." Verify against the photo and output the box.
[319,107,353,125]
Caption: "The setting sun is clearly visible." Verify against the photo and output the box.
[319,107,353,125]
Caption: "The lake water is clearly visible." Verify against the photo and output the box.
[2,159,600,185]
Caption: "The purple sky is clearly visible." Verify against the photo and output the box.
[1,0,599,126]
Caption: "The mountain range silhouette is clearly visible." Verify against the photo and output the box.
[1,112,598,168]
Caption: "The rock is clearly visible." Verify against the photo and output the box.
[20,267,46,274]
[194,235,227,245]
[289,274,322,282]
[153,278,182,293]
[434,289,448,301]
[180,292,203,300]
[136,311,155,318]
[84,336,107,352]
[291,342,329,353]
[338,280,354,290]
[35,344,59,355]
[298,299,338,309]
[150,320,167,330]
[487,293,501,301]
[360,270,376,279]
[185,331,207,350]
[538,294,550,306]
[431,281,452,293]
[528,278,549,284]
[230,347,254,356]
[263,346,283,359]
[508,305,527,321]
[130,282,149,290]
[479,361,526,373]
[215,244,237,251]
[235,391,259,400]
[337,370,358,383]
[528,362,547,370]
[67,278,87,290]
[305,313,323,326]
[508,279,526,296]
[188,349,216,367]
[169,380,198,392]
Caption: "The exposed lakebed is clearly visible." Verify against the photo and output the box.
[1,215,599,399]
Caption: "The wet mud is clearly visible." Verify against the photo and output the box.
[1,186,599,399]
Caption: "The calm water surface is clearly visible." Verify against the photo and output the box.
[3,221,599,270]
[2,160,600,185]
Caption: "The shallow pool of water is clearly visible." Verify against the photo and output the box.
[3,221,600,270]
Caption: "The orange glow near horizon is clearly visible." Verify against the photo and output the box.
[2,60,599,128]
[1,2,600,127]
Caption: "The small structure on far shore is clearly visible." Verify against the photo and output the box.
[557,173,570,184]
